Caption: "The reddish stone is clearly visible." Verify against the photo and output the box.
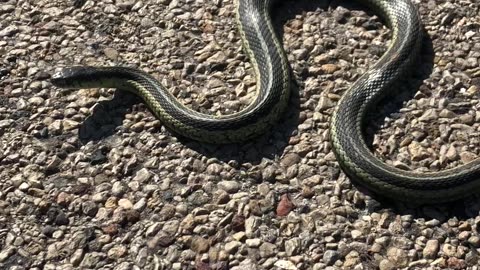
[231,214,245,231]
[102,224,119,235]
[277,194,294,216]
[56,192,72,207]
[447,257,466,270]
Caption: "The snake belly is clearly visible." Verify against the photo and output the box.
[51,0,480,203]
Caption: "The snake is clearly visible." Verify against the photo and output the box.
[51,0,480,203]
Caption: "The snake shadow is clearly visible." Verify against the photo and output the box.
[291,0,480,221]
[76,1,318,165]
[77,87,300,166]
[75,0,349,163]
[271,0,478,220]
[183,0,345,163]
[355,31,480,221]
[73,0,480,221]
[181,0,351,163]
[76,91,141,143]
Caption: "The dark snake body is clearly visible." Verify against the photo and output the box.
[52,0,480,203]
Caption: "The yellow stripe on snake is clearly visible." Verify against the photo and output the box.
[51,0,480,203]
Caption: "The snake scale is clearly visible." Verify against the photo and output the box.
[51,0,480,203]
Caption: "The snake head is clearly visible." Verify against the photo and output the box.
[51,66,97,89]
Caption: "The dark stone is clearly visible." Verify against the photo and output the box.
[71,183,91,195]
[35,71,50,80]
[102,224,119,236]
[82,201,98,217]
[83,227,97,241]
[125,209,140,223]
[42,225,55,237]
[55,211,70,225]
[90,148,108,165]
[148,231,175,248]
[231,214,245,232]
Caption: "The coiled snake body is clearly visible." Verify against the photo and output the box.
[52,0,480,203]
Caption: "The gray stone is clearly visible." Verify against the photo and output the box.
[80,252,106,268]
[442,243,457,257]
[190,236,209,253]
[133,168,153,182]
[259,242,276,258]
[217,180,241,193]
[379,259,395,270]
[0,247,16,262]
[274,260,297,270]
[70,248,84,266]
[323,250,339,266]
[0,25,18,37]
[246,238,261,248]
[0,119,14,128]
[112,181,128,197]
[419,109,438,122]
[285,238,301,256]
[423,240,439,259]
[107,245,128,260]
[82,201,99,217]
[224,241,241,254]
[245,216,260,237]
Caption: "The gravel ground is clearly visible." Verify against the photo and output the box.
[1,0,480,269]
